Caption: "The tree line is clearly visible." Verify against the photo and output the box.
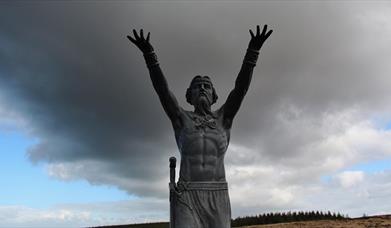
[231,211,348,227]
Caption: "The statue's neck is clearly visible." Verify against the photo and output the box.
[194,103,212,116]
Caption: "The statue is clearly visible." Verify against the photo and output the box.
[127,25,272,228]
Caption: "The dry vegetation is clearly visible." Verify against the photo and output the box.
[92,214,391,228]
[239,215,391,228]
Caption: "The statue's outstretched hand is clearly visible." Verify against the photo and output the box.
[248,25,273,50]
[127,29,154,53]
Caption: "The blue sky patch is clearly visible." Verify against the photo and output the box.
[348,159,391,173]
[0,130,131,209]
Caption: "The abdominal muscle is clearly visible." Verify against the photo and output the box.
[176,127,228,182]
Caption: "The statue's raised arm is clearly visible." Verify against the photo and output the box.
[221,25,272,128]
[127,29,182,128]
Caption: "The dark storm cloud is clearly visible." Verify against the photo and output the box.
[0,3,177,195]
[1,1,391,201]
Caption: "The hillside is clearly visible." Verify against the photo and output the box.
[91,214,391,228]
[240,215,391,228]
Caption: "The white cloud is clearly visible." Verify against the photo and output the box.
[0,199,168,228]
[335,171,365,188]
[226,105,391,217]
[0,205,91,228]
[0,97,28,132]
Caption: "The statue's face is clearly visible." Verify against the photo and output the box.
[190,79,214,106]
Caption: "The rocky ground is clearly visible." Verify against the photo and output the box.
[239,215,391,228]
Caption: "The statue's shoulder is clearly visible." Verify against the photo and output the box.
[169,107,188,130]
[175,110,194,127]
[215,106,233,129]
[214,106,225,118]
[181,109,193,118]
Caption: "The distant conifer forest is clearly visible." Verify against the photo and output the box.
[231,210,348,227]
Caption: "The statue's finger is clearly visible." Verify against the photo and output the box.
[140,29,144,39]
[265,29,273,39]
[262,24,267,35]
[127,35,136,43]
[133,29,140,40]
[256,25,260,35]
[249,29,255,38]
[146,32,151,41]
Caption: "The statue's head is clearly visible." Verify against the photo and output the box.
[186,75,218,106]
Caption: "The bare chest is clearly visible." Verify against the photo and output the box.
[174,112,230,154]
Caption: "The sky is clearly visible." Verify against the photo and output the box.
[1,1,391,227]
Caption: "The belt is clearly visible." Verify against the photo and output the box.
[177,181,228,191]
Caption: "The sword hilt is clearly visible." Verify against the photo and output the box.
[169,156,177,228]
[169,157,176,184]
[169,157,177,193]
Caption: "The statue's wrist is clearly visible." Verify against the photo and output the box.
[247,48,260,54]
[142,48,154,54]
[248,42,262,51]
[243,48,259,66]
[143,51,159,67]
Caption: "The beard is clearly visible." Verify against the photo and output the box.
[194,94,213,116]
